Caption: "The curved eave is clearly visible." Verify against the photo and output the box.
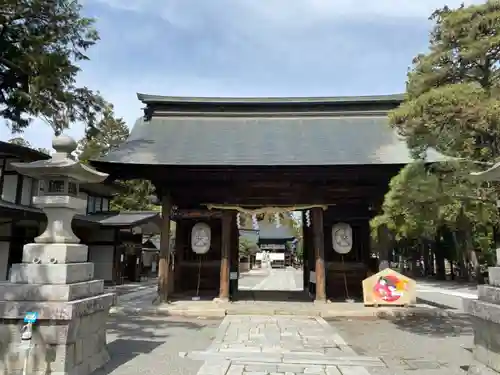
[137,93,405,106]
[0,141,50,161]
[11,161,109,184]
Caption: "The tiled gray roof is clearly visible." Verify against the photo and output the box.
[0,199,42,216]
[0,141,50,161]
[97,115,443,166]
[79,211,160,227]
[257,221,296,240]
[137,93,405,104]
[0,201,160,229]
[94,94,446,167]
[239,229,260,243]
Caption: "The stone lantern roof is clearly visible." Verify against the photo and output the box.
[10,134,108,183]
[9,134,109,244]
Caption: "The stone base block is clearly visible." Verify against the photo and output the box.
[0,280,104,302]
[489,268,500,287]
[0,293,115,320]
[478,285,500,306]
[464,299,500,325]
[22,243,89,264]
[1,317,109,375]
[467,363,499,374]
[0,294,113,375]
[470,316,500,373]
[10,263,94,284]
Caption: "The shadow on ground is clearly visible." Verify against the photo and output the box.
[107,314,211,340]
[415,278,478,292]
[328,313,473,338]
[92,314,220,374]
[93,339,163,375]
[233,290,313,302]
[416,297,458,310]
[105,279,158,296]
[387,314,473,337]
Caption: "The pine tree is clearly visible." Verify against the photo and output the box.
[78,107,155,211]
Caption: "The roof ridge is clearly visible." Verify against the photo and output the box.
[137,93,404,104]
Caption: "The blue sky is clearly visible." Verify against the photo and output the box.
[1,0,481,149]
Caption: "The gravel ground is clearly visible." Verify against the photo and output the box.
[329,315,477,375]
[93,314,221,375]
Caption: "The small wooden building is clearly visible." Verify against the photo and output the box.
[91,94,442,301]
[0,140,161,284]
[257,220,296,267]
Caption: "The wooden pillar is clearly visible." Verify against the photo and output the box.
[377,224,391,271]
[157,193,172,302]
[218,211,231,301]
[312,207,326,302]
[229,213,239,298]
[173,222,184,294]
[302,211,309,289]
[111,228,120,285]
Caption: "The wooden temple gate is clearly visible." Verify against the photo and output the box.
[148,165,397,303]
[90,93,424,303]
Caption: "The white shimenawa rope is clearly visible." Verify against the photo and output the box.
[205,204,327,215]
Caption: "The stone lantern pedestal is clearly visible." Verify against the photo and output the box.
[464,267,500,374]
[0,135,115,375]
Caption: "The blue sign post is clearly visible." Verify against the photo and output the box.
[23,312,38,324]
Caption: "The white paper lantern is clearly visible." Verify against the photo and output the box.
[191,222,211,254]
[332,222,353,254]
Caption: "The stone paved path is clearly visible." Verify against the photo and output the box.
[240,267,303,291]
[184,315,385,374]
[252,268,302,291]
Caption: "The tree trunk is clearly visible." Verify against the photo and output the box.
[465,228,483,284]
[452,231,468,280]
[434,238,446,280]
[494,225,500,266]
[411,242,420,277]
[423,242,430,276]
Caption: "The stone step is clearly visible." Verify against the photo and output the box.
[464,298,500,324]
[0,292,115,319]
[22,243,89,264]
[0,280,104,301]
[478,285,500,305]
[10,263,94,284]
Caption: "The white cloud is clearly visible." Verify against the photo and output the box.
[93,0,484,25]
[0,73,240,150]
[3,0,486,150]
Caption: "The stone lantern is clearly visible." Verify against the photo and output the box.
[0,134,115,375]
